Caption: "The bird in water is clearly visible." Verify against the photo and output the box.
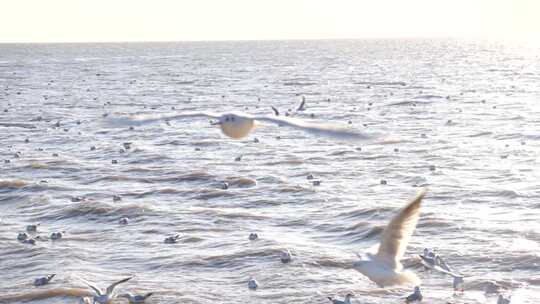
[248,233,258,241]
[405,286,423,303]
[50,232,63,240]
[109,111,374,142]
[17,232,28,241]
[26,224,39,232]
[280,249,292,263]
[80,276,132,304]
[354,190,427,287]
[247,277,259,290]
[117,292,154,303]
[271,96,306,117]
[34,274,55,286]
[497,294,511,304]
[164,234,180,244]
[327,293,354,304]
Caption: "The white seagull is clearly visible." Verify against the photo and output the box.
[354,190,427,287]
[117,292,154,303]
[109,111,374,141]
[327,293,354,304]
[80,276,133,304]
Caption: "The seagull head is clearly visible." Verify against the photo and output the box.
[345,293,354,299]
[215,113,255,139]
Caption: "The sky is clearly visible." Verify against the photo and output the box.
[1,0,539,43]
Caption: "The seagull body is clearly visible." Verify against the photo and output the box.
[34,274,55,286]
[118,292,154,303]
[26,224,39,232]
[354,190,427,287]
[111,111,373,141]
[81,276,132,304]
[247,277,258,290]
[164,234,180,244]
[280,249,292,263]
[50,232,63,240]
[497,294,511,304]
[405,286,423,303]
[327,293,354,304]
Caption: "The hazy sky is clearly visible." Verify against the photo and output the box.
[1,0,539,43]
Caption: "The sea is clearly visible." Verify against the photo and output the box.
[0,39,539,303]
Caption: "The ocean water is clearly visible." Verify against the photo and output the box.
[0,39,539,304]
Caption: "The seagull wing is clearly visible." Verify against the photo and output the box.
[143,292,154,299]
[296,99,306,111]
[106,112,221,127]
[375,189,427,269]
[253,115,374,141]
[106,276,133,295]
[79,278,103,296]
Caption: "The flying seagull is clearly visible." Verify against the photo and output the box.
[109,111,374,141]
[80,276,133,304]
[354,190,427,287]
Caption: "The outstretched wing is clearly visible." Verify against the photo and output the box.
[253,115,374,141]
[78,278,102,296]
[143,292,154,299]
[106,112,220,127]
[376,189,427,269]
[106,276,133,295]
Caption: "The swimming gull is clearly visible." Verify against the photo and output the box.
[327,293,354,304]
[405,286,423,303]
[34,274,55,287]
[118,292,154,303]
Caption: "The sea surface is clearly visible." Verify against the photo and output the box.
[0,39,539,303]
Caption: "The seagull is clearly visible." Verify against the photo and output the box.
[79,297,93,304]
[405,286,423,303]
[109,111,374,141]
[17,232,28,241]
[34,274,55,286]
[164,234,180,244]
[117,292,154,303]
[419,254,461,277]
[497,294,511,304]
[80,276,133,304]
[327,293,354,304]
[247,277,259,290]
[354,190,427,287]
[280,249,292,263]
[26,224,39,232]
[50,232,63,240]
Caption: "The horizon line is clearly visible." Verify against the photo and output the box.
[0,34,502,45]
